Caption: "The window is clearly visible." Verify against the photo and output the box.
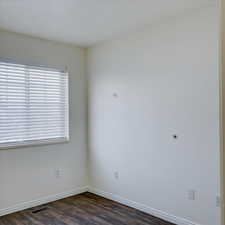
[0,61,69,149]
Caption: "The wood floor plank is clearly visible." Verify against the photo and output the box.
[0,192,176,225]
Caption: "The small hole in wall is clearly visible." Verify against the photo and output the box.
[173,135,178,139]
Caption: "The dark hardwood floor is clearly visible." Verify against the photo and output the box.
[0,192,175,225]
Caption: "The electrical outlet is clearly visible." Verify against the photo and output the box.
[216,196,221,207]
[55,169,62,179]
[114,171,119,179]
[188,190,196,200]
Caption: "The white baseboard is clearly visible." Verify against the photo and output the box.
[88,187,201,225]
[0,186,202,225]
[0,186,89,217]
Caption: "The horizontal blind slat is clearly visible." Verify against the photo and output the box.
[0,72,67,81]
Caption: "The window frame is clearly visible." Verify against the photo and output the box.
[0,58,69,150]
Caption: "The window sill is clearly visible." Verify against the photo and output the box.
[0,137,69,150]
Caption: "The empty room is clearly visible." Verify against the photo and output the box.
[0,0,224,225]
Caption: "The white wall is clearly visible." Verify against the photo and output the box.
[87,6,220,225]
[0,30,88,213]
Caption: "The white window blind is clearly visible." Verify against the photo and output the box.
[0,61,69,149]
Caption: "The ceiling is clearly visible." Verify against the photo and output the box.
[0,0,215,47]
